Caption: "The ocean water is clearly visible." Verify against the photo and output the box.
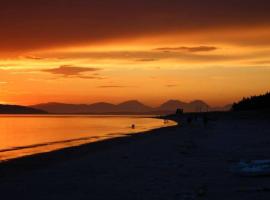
[0,115,176,161]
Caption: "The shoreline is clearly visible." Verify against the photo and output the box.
[0,119,179,176]
[1,112,270,199]
[0,115,176,162]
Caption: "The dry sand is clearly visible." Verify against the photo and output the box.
[0,112,270,200]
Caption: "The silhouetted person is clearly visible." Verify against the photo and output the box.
[131,124,135,129]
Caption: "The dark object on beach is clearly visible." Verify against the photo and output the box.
[231,160,270,177]
[164,119,169,124]
[131,124,136,129]
[176,108,183,115]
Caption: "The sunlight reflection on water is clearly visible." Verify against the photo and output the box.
[0,115,176,161]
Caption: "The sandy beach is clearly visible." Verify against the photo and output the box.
[1,112,270,200]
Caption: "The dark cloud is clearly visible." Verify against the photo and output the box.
[154,46,218,52]
[42,65,102,78]
[0,0,270,53]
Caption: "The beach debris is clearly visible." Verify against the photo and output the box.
[230,160,270,176]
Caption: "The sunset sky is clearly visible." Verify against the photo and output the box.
[0,0,270,107]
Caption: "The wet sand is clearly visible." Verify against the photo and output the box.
[0,112,270,199]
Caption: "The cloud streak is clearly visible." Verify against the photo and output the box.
[42,65,102,78]
[39,49,248,63]
[154,46,218,52]
[24,55,44,60]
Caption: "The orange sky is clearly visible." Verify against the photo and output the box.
[0,0,270,107]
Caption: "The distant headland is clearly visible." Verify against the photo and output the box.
[0,104,47,114]
[232,92,270,112]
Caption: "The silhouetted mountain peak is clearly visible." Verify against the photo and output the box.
[157,99,209,113]
[91,102,114,106]
[117,100,152,112]
[118,100,145,106]
[187,100,209,112]
[161,99,186,106]
[158,100,186,110]
[189,100,209,106]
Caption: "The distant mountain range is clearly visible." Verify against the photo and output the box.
[0,104,47,114]
[31,100,231,114]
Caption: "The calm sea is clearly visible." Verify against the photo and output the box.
[0,115,176,161]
